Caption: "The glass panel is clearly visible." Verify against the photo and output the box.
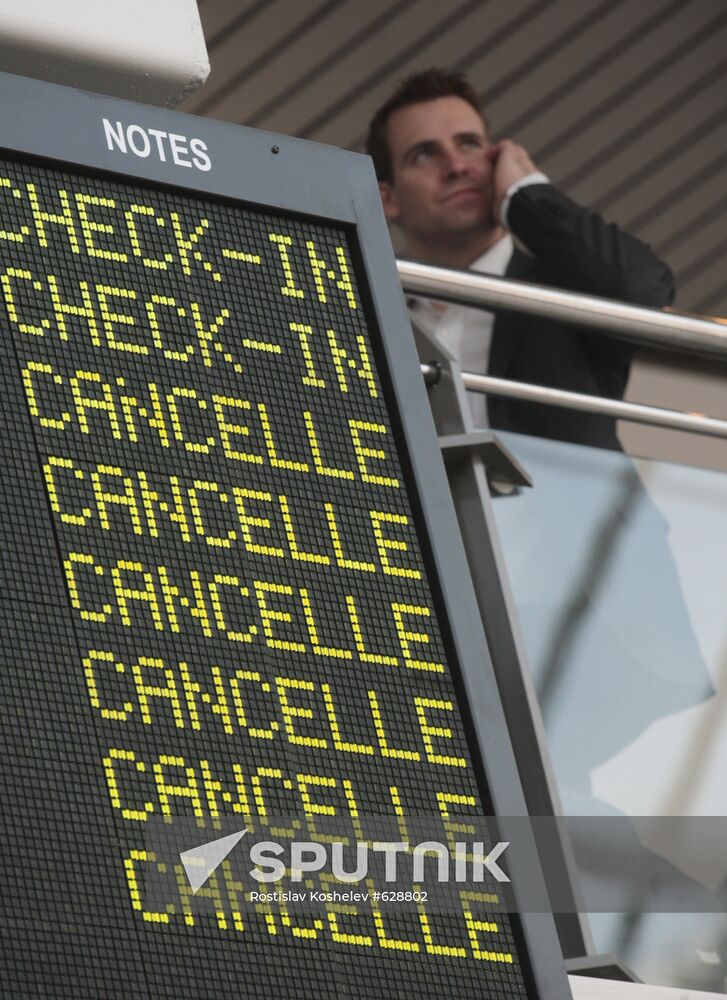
[491,431,727,993]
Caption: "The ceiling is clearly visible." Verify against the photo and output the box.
[183,0,727,318]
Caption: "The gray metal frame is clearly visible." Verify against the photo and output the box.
[0,71,571,998]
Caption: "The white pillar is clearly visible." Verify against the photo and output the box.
[0,0,209,106]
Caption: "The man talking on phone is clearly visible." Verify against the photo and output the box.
[366,68,674,450]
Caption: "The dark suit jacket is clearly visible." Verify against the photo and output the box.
[486,184,675,450]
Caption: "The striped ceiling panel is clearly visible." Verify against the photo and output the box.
[185,0,727,318]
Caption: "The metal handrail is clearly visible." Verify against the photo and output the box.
[398,259,727,359]
[419,363,727,439]
[464,372,727,440]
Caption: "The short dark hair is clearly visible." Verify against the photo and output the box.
[366,68,485,183]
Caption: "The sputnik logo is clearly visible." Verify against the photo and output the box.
[180,829,248,893]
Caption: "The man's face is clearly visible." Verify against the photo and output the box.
[379,96,495,247]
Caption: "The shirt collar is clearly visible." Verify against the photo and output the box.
[408,233,514,313]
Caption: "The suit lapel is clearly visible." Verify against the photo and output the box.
[488,248,538,376]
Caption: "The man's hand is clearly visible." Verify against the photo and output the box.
[486,139,539,222]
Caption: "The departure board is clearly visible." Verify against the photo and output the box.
[0,72,567,1000]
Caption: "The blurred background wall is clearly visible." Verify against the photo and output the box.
[182,0,727,469]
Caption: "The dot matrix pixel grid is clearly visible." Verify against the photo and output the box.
[0,156,529,999]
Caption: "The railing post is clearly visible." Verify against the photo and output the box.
[411,315,596,963]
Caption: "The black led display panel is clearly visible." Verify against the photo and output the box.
[0,73,569,1000]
